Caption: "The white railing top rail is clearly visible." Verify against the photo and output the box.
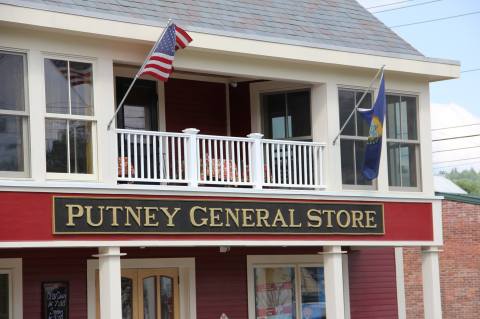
[197,134,253,142]
[116,128,189,138]
[260,138,326,147]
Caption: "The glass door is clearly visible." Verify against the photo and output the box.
[96,268,179,319]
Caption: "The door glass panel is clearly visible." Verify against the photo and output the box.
[0,274,8,319]
[263,93,287,139]
[254,267,296,319]
[160,276,174,319]
[287,91,311,139]
[300,267,326,319]
[143,276,157,319]
[121,277,133,319]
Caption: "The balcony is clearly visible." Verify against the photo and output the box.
[116,128,326,190]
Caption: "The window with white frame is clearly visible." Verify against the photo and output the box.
[249,257,326,319]
[338,88,373,187]
[44,58,95,175]
[386,94,420,189]
[0,51,29,177]
[262,90,312,141]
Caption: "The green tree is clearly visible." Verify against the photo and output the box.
[441,169,480,195]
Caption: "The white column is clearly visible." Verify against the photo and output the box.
[97,247,124,319]
[324,246,346,319]
[183,128,200,187]
[247,133,264,189]
[422,246,443,319]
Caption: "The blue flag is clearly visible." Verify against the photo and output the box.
[358,73,386,180]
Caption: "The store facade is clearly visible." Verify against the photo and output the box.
[0,1,459,318]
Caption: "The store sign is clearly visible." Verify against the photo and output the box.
[53,197,384,235]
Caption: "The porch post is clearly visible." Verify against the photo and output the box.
[97,247,124,319]
[247,133,264,189]
[183,128,200,187]
[422,246,443,319]
[324,246,346,319]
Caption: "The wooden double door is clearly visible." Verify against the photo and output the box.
[97,268,179,319]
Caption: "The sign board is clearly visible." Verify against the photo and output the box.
[53,197,384,235]
[42,282,69,319]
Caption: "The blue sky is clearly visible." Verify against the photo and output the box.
[359,0,479,115]
[358,0,480,172]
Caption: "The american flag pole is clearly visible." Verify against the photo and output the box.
[107,19,173,130]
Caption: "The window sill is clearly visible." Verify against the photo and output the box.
[46,172,98,182]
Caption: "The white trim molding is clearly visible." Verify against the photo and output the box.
[87,257,196,319]
[395,247,407,319]
[0,258,23,319]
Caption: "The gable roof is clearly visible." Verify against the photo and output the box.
[1,0,425,59]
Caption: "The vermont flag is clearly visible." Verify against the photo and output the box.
[357,73,386,180]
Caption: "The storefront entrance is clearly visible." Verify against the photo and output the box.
[96,268,179,319]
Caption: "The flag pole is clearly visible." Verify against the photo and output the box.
[332,65,385,145]
[107,19,173,130]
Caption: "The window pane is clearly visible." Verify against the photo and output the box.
[0,53,25,111]
[254,267,296,319]
[0,274,8,319]
[403,96,418,140]
[287,91,311,138]
[160,276,174,319]
[338,90,355,136]
[45,59,69,114]
[340,139,355,185]
[356,91,372,137]
[124,105,151,130]
[0,115,24,172]
[388,142,418,187]
[121,277,133,319]
[355,140,373,186]
[301,267,326,319]
[263,93,287,139]
[69,120,93,174]
[143,276,157,319]
[46,119,68,173]
[70,61,93,115]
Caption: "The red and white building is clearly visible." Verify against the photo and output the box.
[0,1,460,318]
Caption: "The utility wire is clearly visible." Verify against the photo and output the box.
[367,0,414,9]
[462,68,480,73]
[433,156,480,164]
[434,162,480,170]
[432,134,480,142]
[432,123,480,131]
[373,0,442,13]
[433,145,480,153]
[390,10,480,28]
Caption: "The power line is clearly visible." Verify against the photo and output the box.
[434,162,480,170]
[373,0,442,13]
[433,145,480,153]
[432,133,480,142]
[432,123,480,131]
[433,156,480,164]
[462,68,480,73]
[366,0,414,9]
[390,10,480,28]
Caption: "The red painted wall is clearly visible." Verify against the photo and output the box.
[0,192,434,242]
[348,248,398,319]
[165,78,227,135]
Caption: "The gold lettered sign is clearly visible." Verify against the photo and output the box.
[53,197,384,235]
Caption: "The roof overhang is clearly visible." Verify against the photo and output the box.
[0,3,460,82]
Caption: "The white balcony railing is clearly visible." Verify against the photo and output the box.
[117,128,326,189]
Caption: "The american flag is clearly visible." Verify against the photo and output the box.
[139,23,192,81]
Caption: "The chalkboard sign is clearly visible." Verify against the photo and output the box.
[42,282,69,319]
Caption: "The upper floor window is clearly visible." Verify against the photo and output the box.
[0,51,29,177]
[386,94,420,189]
[262,90,311,141]
[338,88,373,188]
[44,58,95,175]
